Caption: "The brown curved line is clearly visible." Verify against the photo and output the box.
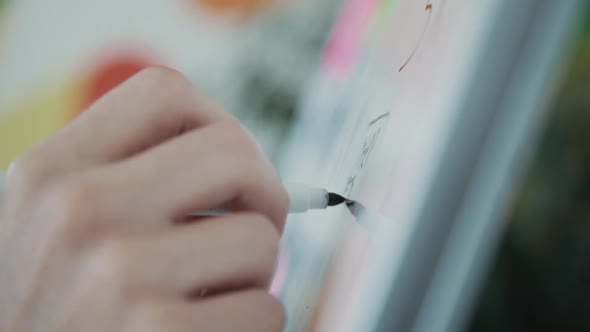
[399,1,433,72]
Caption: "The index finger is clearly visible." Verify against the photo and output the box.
[23,67,232,178]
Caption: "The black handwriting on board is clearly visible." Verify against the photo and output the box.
[399,1,433,72]
[368,112,391,128]
[369,112,391,126]
[344,175,357,197]
[361,128,381,168]
[361,112,389,168]
[343,112,390,197]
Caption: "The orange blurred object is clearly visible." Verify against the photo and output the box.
[197,0,276,16]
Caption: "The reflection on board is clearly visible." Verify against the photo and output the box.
[345,200,387,232]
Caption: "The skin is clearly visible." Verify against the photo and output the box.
[0,67,289,332]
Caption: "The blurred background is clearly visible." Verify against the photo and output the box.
[469,13,590,332]
[0,0,588,331]
[0,0,342,167]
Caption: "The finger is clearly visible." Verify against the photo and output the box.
[19,67,232,182]
[127,290,286,332]
[93,213,280,296]
[101,120,289,231]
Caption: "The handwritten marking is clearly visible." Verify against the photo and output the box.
[369,112,391,125]
[344,175,357,197]
[399,1,433,72]
[361,128,380,168]
[344,112,391,196]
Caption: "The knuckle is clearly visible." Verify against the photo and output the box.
[231,167,288,231]
[229,161,267,193]
[218,120,263,160]
[7,152,48,193]
[135,67,194,105]
[44,176,111,250]
[249,291,287,330]
[227,154,272,191]
[133,66,196,122]
[135,66,191,91]
[88,239,131,288]
[46,177,97,223]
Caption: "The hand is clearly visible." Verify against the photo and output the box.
[0,67,289,332]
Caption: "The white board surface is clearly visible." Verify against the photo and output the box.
[277,0,499,330]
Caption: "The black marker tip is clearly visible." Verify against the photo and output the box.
[327,193,347,206]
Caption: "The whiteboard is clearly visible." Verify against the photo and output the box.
[276,0,584,331]
[278,0,496,330]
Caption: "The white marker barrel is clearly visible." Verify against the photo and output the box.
[285,183,329,213]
